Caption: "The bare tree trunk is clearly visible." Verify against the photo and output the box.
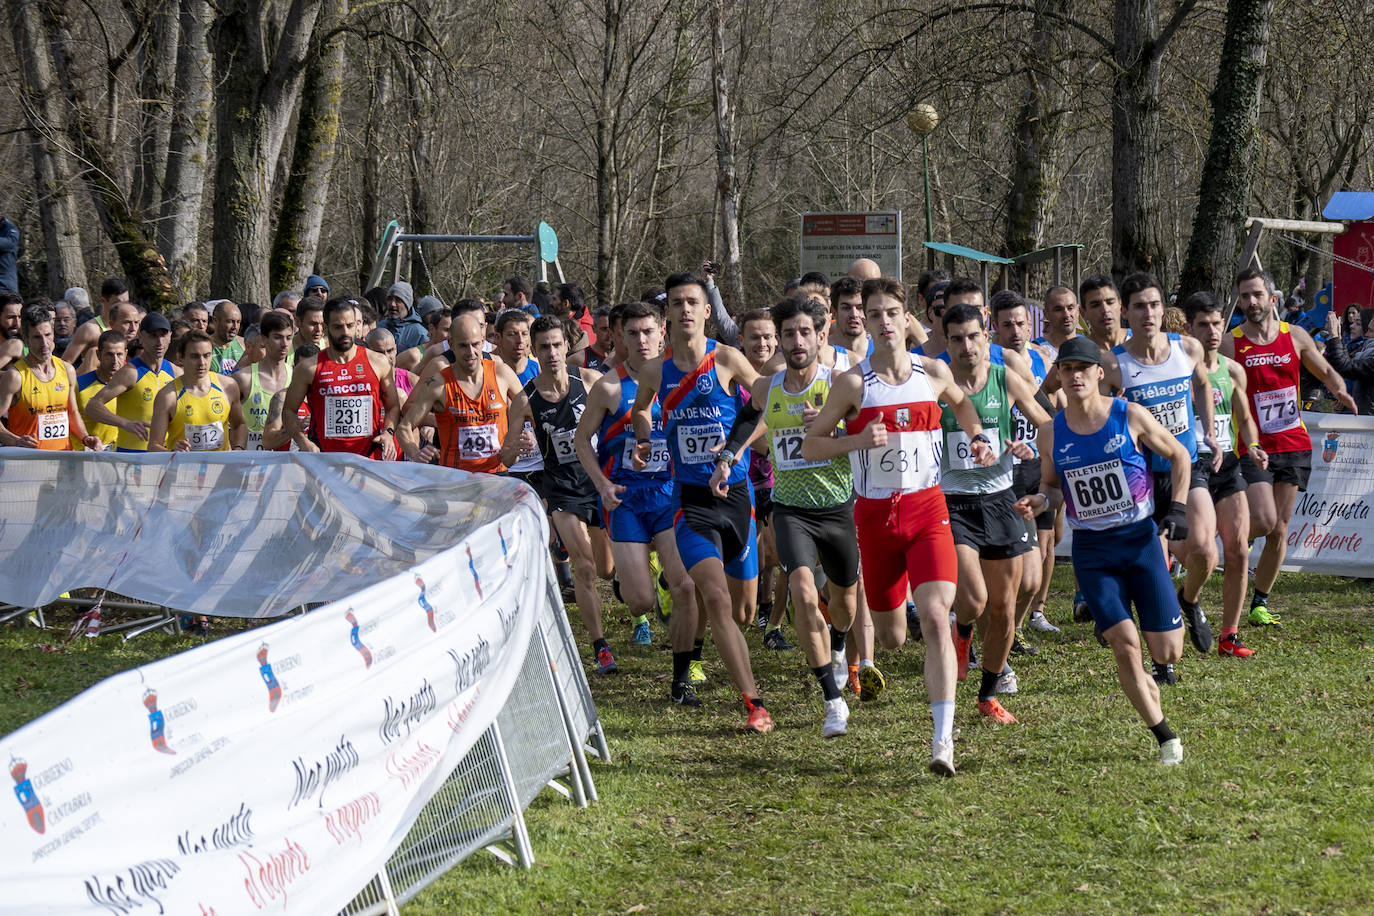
[7,0,85,297]
[1111,0,1197,284]
[211,0,322,304]
[1002,0,1069,273]
[405,62,434,295]
[1178,0,1275,301]
[131,5,180,220]
[709,0,744,311]
[595,0,617,304]
[359,63,391,290]
[159,0,212,296]
[271,0,348,296]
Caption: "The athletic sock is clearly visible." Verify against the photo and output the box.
[1251,589,1268,608]
[830,626,846,653]
[956,622,973,639]
[859,658,874,669]
[671,651,691,686]
[1179,591,1200,612]
[745,696,766,712]
[978,668,999,702]
[593,638,609,653]
[1149,718,1177,745]
[691,638,704,661]
[1220,626,1238,640]
[931,700,955,748]
[633,614,648,626]
[812,666,842,701]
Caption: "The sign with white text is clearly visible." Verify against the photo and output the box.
[800,211,902,280]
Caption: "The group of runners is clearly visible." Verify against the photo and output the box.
[0,260,1349,774]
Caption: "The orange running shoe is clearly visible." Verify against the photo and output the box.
[1217,632,1255,658]
[977,698,1017,724]
[743,696,774,734]
[846,665,861,696]
[953,632,971,682]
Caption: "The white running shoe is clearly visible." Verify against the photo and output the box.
[995,668,1019,695]
[1160,738,1184,766]
[1028,610,1060,634]
[822,697,849,738]
[929,737,956,776]
[830,650,847,692]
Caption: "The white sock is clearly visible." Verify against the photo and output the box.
[859,658,874,669]
[931,700,955,748]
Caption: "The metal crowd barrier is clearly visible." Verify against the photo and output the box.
[339,557,606,914]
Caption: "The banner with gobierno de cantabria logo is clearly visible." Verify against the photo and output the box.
[0,489,548,914]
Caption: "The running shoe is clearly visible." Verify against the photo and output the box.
[1248,602,1282,627]
[953,631,972,682]
[1178,588,1213,653]
[1010,630,1038,656]
[846,666,861,696]
[755,602,772,630]
[968,638,979,669]
[652,554,672,624]
[1160,737,1184,766]
[1217,632,1255,658]
[744,698,774,734]
[1151,661,1177,686]
[822,697,849,738]
[977,697,1017,724]
[763,627,796,651]
[1073,590,1092,622]
[688,659,707,685]
[906,602,922,640]
[632,620,652,646]
[996,667,1019,695]
[670,682,702,707]
[595,646,618,675]
[830,650,847,693]
[1028,610,1060,634]
[858,664,886,702]
[929,738,956,776]
[612,573,624,605]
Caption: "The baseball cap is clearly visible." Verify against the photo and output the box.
[1054,336,1102,366]
[925,281,950,308]
[139,312,172,334]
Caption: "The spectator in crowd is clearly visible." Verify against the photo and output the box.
[64,286,92,324]
[183,302,210,333]
[382,280,427,352]
[1342,304,1366,354]
[52,300,77,352]
[504,277,539,317]
[0,214,17,293]
[273,290,303,316]
[304,274,329,301]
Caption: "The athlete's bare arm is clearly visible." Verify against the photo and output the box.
[61,321,100,367]
[1178,336,1219,467]
[0,338,22,371]
[85,363,144,441]
[365,349,401,460]
[1016,422,1063,518]
[1127,401,1191,500]
[62,362,98,450]
[1005,368,1051,459]
[220,375,248,449]
[1227,363,1266,469]
[396,346,424,373]
[1290,324,1357,413]
[629,356,665,467]
[413,341,448,385]
[1097,349,1123,396]
[232,366,253,402]
[575,373,623,508]
[925,357,995,466]
[281,356,318,446]
[0,368,36,447]
[146,382,178,452]
[262,390,313,451]
[396,370,445,463]
[1002,346,1037,386]
[799,368,869,462]
[495,360,530,468]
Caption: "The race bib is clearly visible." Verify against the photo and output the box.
[459,423,500,461]
[1147,396,1189,435]
[771,429,826,471]
[551,428,579,465]
[38,410,68,443]
[1212,414,1233,452]
[1063,459,1133,521]
[868,432,937,491]
[185,422,224,451]
[946,430,1001,471]
[623,436,669,473]
[1010,409,1036,465]
[324,395,372,439]
[246,431,264,451]
[1254,386,1300,434]
[676,421,723,465]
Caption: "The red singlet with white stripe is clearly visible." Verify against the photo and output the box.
[848,354,945,498]
[306,348,384,456]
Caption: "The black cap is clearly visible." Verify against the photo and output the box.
[139,312,172,334]
[1054,335,1102,366]
[925,280,950,308]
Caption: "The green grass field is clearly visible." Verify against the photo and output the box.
[3,569,1372,914]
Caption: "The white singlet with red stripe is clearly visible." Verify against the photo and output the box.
[848,355,945,499]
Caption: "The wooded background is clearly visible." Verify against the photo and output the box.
[2,0,1369,313]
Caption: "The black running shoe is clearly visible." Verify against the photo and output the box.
[763,628,795,651]
[1010,630,1039,656]
[670,682,702,707]
[1151,661,1178,686]
[1178,588,1213,653]
[906,603,923,641]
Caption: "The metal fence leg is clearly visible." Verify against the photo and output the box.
[488,721,535,868]
[537,624,596,806]
[374,867,401,916]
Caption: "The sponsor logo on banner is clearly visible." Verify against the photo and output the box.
[85,859,180,915]
[414,575,436,632]
[177,802,255,855]
[344,610,372,668]
[449,638,492,696]
[323,793,381,846]
[239,837,311,909]
[386,742,441,791]
[498,525,513,567]
[379,680,437,745]
[257,644,282,712]
[1324,432,1339,463]
[10,757,45,834]
[288,735,359,810]
[466,547,484,600]
[143,689,176,755]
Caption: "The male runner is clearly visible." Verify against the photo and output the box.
[234,310,293,450]
[630,271,773,734]
[86,312,182,452]
[1033,285,1081,361]
[938,302,1049,723]
[494,309,544,486]
[76,330,127,450]
[747,297,861,736]
[1081,274,1128,351]
[576,302,701,698]
[1017,336,1189,765]
[396,310,527,471]
[148,331,248,451]
[0,305,102,450]
[61,278,131,368]
[801,277,994,775]
[990,291,1061,642]
[1101,273,1219,669]
[1183,291,1267,657]
[209,301,245,373]
[263,344,321,451]
[282,297,400,459]
[1221,266,1354,624]
[294,297,327,351]
[829,275,873,357]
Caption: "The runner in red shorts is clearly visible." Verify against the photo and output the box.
[803,277,993,776]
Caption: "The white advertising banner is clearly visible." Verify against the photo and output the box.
[800,211,902,280]
[0,454,552,913]
[1268,411,1374,573]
